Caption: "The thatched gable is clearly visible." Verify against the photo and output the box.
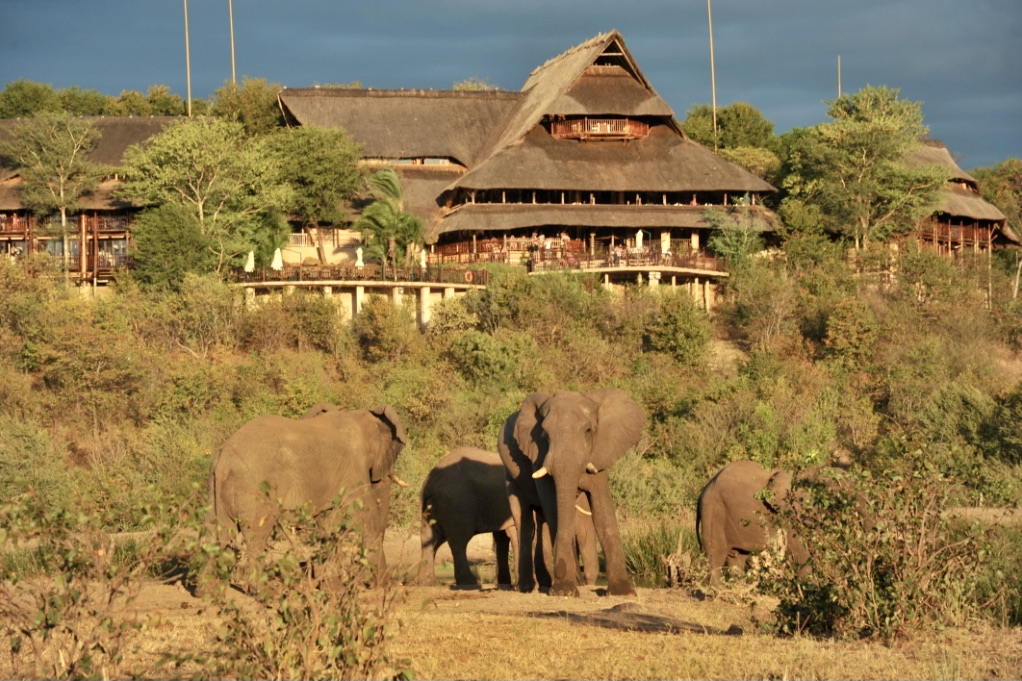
[908,139,1007,223]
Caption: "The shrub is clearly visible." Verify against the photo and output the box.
[766,462,993,640]
[0,491,157,679]
[642,291,712,366]
[195,494,401,680]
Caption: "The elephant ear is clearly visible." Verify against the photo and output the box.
[764,469,794,513]
[513,391,550,464]
[586,387,645,471]
[369,404,406,482]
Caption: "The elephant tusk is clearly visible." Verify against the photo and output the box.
[586,462,599,474]
[575,504,592,516]
[389,473,409,488]
[532,466,549,479]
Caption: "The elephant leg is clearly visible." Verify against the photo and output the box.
[365,480,391,580]
[575,494,599,586]
[494,530,512,587]
[535,515,553,589]
[448,535,479,587]
[583,478,635,596]
[508,491,536,592]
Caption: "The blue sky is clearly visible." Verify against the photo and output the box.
[2,0,1019,169]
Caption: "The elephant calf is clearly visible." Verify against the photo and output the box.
[696,460,809,588]
[415,447,515,587]
[415,447,599,589]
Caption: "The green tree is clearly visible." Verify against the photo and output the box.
[127,203,217,290]
[683,101,775,149]
[0,79,62,117]
[781,85,949,251]
[643,292,712,366]
[0,113,102,279]
[263,125,364,263]
[354,168,424,274]
[211,77,284,136]
[111,89,152,116]
[144,85,186,116]
[118,117,293,277]
[59,86,112,116]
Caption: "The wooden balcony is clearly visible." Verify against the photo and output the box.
[550,117,649,141]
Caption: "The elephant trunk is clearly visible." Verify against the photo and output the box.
[549,476,582,597]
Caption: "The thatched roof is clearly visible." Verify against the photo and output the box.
[0,116,177,210]
[0,116,176,176]
[278,88,520,168]
[908,139,1006,222]
[450,124,774,193]
[278,29,774,225]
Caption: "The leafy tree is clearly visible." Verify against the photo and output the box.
[0,79,62,117]
[144,85,186,116]
[263,125,364,263]
[704,206,767,269]
[118,117,293,277]
[110,89,152,116]
[973,158,1022,232]
[59,86,112,116]
[127,203,217,290]
[354,168,424,274]
[643,292,712,366]
[683,101,774,149]
[781,85,949,251]
[0,113,102,279]
[211,77,284,136]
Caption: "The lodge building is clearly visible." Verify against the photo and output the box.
[0,30,1014,292]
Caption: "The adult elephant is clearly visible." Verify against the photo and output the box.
[415,446,599,588]
[695,459,809,588]
[498,388,645,597]
[208,402,407,580]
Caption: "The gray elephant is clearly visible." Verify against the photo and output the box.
[498,388,645,597]
[415,446,599,588]
[208,402,407,579]
[695,459,809,588]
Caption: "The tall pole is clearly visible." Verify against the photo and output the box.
[228,0,237,85]
[707,0,718,151]
[837,54,842,97]
[183,0,192,116]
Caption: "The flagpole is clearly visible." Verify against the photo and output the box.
[183,0,192,116]
[707,0,718,152]
[228,0,237,85]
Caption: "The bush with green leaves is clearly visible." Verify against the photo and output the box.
[0,490,165,680]
[194,494,400,680]
[642,291,712,366]
[765,461,993,640]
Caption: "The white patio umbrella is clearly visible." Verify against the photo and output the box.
[271,247,283,271]
[243,250,255,272]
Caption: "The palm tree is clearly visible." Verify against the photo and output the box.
[354,168,424,278]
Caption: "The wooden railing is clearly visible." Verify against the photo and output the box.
[550,117,649,140]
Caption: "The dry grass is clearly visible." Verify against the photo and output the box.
[382,585,1021,681]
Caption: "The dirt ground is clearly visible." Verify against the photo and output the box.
[100,527,1022,680]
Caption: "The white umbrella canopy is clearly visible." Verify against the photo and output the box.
[271,247,283,271]
[244,250,255,273]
